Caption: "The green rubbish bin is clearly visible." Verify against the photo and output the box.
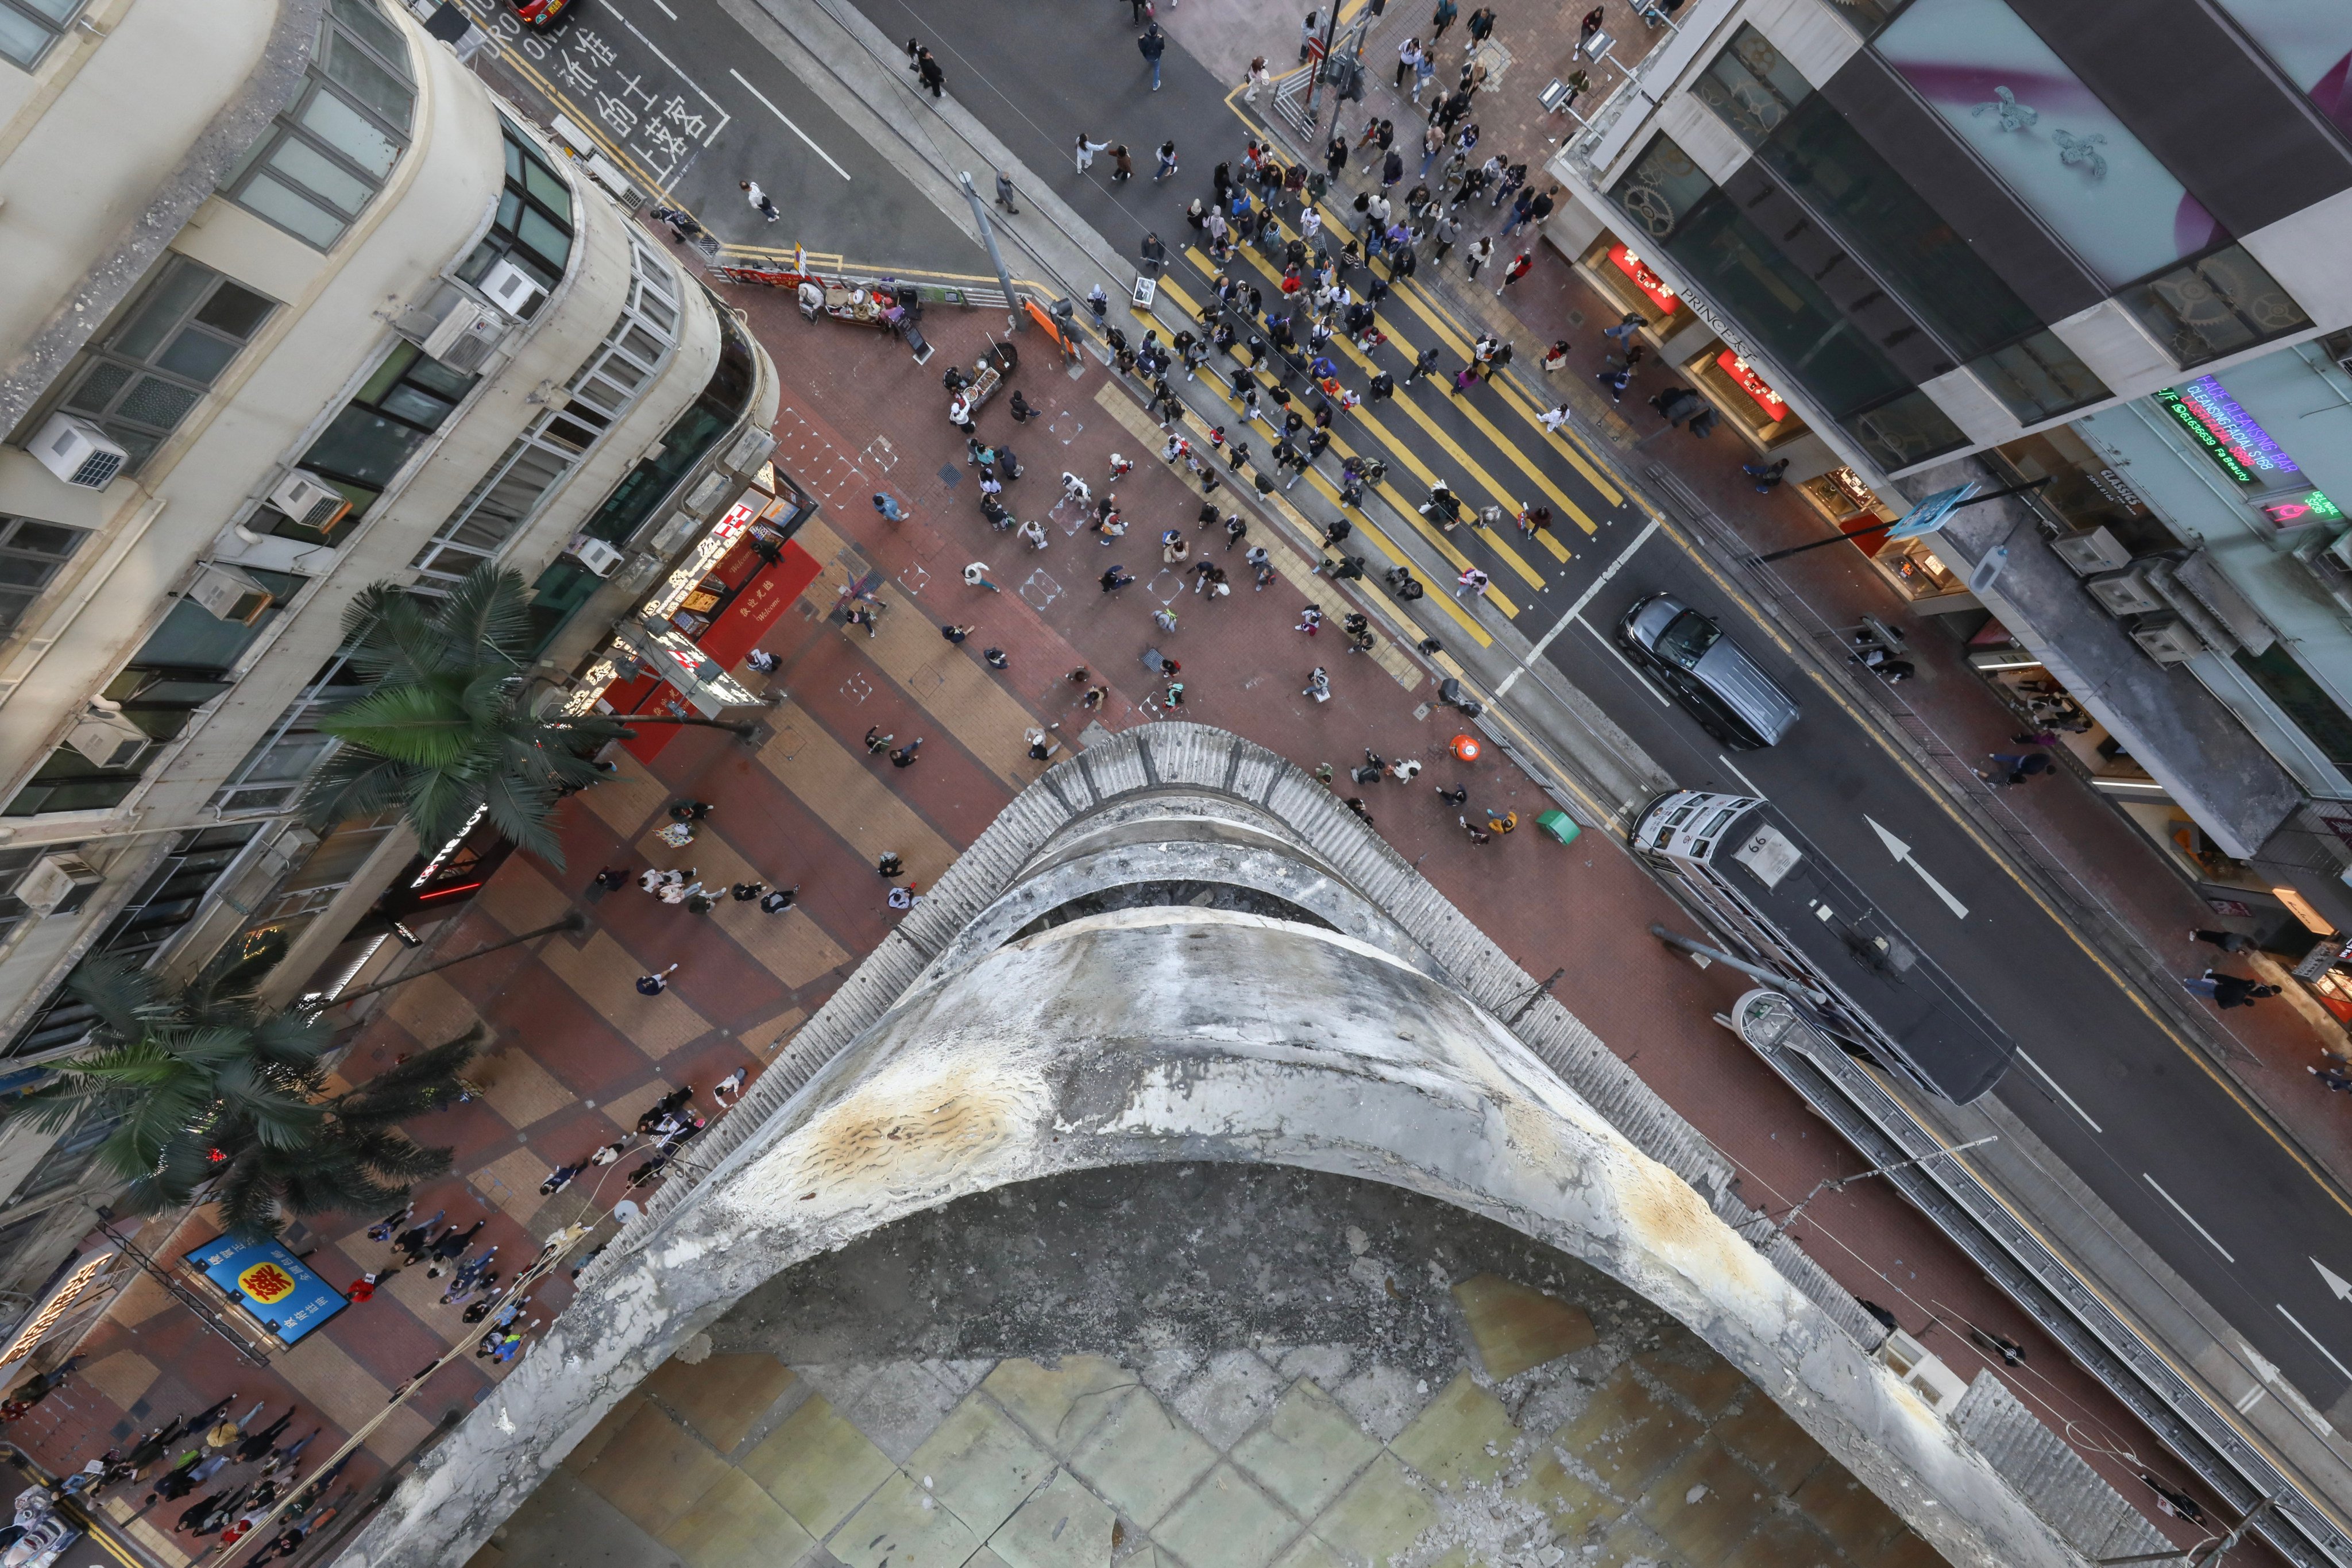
[1536,809,1581,847]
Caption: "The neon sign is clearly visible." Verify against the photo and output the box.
[1715,350,1789,422]
[2156,377,2300,487]
[1606,243,1678,315]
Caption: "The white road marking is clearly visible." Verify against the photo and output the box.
[2016,1049,2102,1134]
[646,0,675,16]
[730,67,851,180]
[1494,516,1658,696]
[2316,1257,2352,1301]
[1716,753,1763,798]
[1579,616,1671,705]
[1864,816,1969,920]
[2278,1303,2352,1382]
[601,0,732,144]
[2145,1173,2235,1263]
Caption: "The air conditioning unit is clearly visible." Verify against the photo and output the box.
[185,562,275,624]
[29,414,128,490]
[2129,612,2203,665]
[571,537,624,577]
[64,705,150,770]
[479,259,544,318]
[2050,526,2131,575]
[2085,566,2166,617]
[422,300,512,374]
[16,853,103,917]
[268,470,353,534]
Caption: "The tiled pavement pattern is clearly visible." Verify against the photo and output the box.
[8,247,2214,1555]
[476,1281,1933,1568]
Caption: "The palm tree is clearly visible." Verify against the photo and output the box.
[1,952,482,1240]
[302,563,752,869]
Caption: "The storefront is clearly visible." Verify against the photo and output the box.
[567,465,822,759]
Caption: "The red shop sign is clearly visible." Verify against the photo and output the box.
[1716,349,1789,423]
[1606,243,1678,316]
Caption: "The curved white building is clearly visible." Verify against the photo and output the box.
[0,0,779,1306]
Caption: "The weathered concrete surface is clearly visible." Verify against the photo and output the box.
[339,920,2084,1568]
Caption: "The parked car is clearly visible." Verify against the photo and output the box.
[508,0,582,30]
[1618,593,1801,748]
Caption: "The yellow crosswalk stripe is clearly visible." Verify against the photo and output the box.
[1202,244,1542,599]
[1152,275,1200,320]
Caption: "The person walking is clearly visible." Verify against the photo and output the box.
[1464,235,1494,280]
[1154,139,1179,181]
[758,885,798,913]
[1243,56,1272,104]
[635,964,679,997]
[1429,0,1458,43]
[1465,4,1497,50]
[890,738,924,767]
[1540,403,1571,434]
[1496,250,1534,294]
[2189,928,2255,955]
[1455,567,1490,601]
[1138,23,1167,91]
[916,48,945,96]
[1396,36,1423,90]
[739,180,779,223]
[1742,458,1791,492]
[1299,8,1322,62]
[994,171,1019,213]
[1110,144,1135,183]
[1075,133,1110,173]
[1594,365,1631,402]
[2311,1063,2352,1094]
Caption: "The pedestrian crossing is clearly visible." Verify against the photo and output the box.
[1152,190,1641,639]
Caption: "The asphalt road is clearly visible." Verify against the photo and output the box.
[473,0,2352,1425]
[455,0,983,269]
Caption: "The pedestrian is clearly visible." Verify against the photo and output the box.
[995,171,1019,213]
[917,49,945,96]
[1497,250,1533,294]
[964,562,1001,592]
[1025,725,1061,760]
[1154,138,1179,180]
[1601,311,1644,345]
[539,1159,584,1195]
[1466,4,1496,49]
[1110,144,1134,183]
[1982,751,2053,786]
[2312,1064,2352,1094]
[941,622,973,644]
[1244,56,1272,104]
[635,964,678,997]
[739,180,779,223]
[2210,971,2280,1009]
[1138,23,1167,90]
[1595,366,1632,402]
[890,738,924,767]
[1299,7,1321,61]
[1465,235,1494,279]
[1076,133,1110,172]
[1579,5,1604,41]
[1304,665,1331,701]
[2190,928,2256,955]
[1429,0,1457,41]
[864,725,893,755]
[1396,36,1423,90]
[346,1275,378,1303]
[888,883,924,911]
[1455,567,1490,601]
[1743,459,1791,492]
[983,647,1009,669]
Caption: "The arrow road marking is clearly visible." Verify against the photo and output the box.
[2318,1257,2352,1302]
[2145,1173,2234,1262]
[2278,1303,2352,1383]
[1865,817,1969,920]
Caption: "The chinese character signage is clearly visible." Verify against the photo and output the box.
[188,1235,346,1346]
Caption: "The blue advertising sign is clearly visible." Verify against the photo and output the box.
[187,1235,347,1346]
[1883,483,1978,542]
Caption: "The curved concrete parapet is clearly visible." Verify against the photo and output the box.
[334,725,2090,1568]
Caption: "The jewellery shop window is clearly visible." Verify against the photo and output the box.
[1872,534,1964,599]
[1687,346,1801,446]
[1800,465,1882,524]
[1579,237,1693,338]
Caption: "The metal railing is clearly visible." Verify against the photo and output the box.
[1736,990,2352,1568]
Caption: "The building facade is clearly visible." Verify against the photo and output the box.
[1543,0,2352,940]
[0,0,778,1314]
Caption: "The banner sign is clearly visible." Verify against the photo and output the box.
[188,1235,346,1346]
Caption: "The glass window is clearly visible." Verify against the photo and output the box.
[1969,329,2110,423]
[52,257,276,473]
[1696,29,2046,362]
[0,0,84,70]
[2120,244,2311,369]
[2235,645,2352,783]
[220,0,412,250]
[2206,0,2352,139]
[1658,612,1723,667]
[1877,0,2224,288]
[458,121,576,304]
[1841,388,1970,472]
[0,515,86,638]
[294,340,478,497]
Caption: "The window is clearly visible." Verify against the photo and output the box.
[213,652,369,813]
[2206,0,2352,139]
[0,0,84,71]
[0,515,86,638]
[0,847,53,948]
[1877,0,2222,289]
[2119,244,2311,369]
[1969,329,2110,423]
[411,231,678,585]
[1609,136,1968,472]
[221,0,414,249]
[1658,612,1722,668]
[456,120,576,306]
[2235,645,2352,785]
[5,569,303,816]
[300,342,478,494]
[51,258,276,473]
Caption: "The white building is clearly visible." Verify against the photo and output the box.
[0,0,779,1307]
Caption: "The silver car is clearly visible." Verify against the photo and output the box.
[1619,593,1801,748]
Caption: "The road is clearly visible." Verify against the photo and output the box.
[465,0,2352,1432]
